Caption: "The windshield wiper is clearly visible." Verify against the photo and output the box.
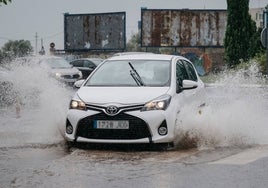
[128,62,145,86]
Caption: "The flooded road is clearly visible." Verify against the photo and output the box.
[1,59,268,187]
[1,144,268,188]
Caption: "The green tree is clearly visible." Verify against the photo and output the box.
[224,0,259,67]
[0,0,11,5]
[126,32,144,52]
[2,40,33,58]
[126,32,176,54]
[0,49,3,63]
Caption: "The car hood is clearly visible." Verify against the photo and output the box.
[77,87,170,104]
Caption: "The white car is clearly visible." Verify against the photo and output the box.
[39,56,82,85]
[65,53,206,147]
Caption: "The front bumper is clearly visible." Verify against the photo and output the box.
[65,107,176,144]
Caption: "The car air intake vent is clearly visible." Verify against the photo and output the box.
[76,113,151,140]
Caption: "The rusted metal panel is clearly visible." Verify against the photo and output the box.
[141,9,227,47]
[64,12,126,51]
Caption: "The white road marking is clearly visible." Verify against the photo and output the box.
[209,145,268,165]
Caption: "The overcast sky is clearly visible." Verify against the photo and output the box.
[0,0,267,53]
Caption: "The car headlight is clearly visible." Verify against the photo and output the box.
[70,100,86,110]
[141,94,171,111]
[55,72,62,78]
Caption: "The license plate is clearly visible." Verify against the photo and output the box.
[93,120,129,129]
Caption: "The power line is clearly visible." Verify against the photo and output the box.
[0,31,63,43]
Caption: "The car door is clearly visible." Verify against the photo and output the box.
[84,60,97,78]
[71,60,91,79]
[70,60,84,70]
[173,60,188,109]
[180,59,205,106]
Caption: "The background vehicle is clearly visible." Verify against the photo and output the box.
[69,58,103,79]
[65,54,206,148]
[39,56,82,85]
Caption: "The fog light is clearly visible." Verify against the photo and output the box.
[66,124,73,134]
[158,120,168,136]
[158,127,168,135]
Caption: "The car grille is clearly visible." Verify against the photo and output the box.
[76,113,151,140]
[62,74,80,79]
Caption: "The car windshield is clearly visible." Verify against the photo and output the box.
[85,60,171,87]
[42,58,73,69]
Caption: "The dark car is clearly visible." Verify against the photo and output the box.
[69,58,103,79]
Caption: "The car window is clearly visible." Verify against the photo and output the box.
[182,60,198,81]
[84,61,96,68]
[176,61,188,87]
[71,60,83,67]
[85,60,171,87]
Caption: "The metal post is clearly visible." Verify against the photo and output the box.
[265,11,268,75]
[266,30,268,75]
[264,10,268,75]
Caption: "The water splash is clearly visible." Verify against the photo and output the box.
[0,56,74,147]
[175,63,268,149]
[1,57,268,149]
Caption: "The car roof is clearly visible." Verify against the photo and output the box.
[112,52,154,56]
[39,56,65,60]
[71,58,103,61]
[107,53,185,61]
[21,56,65,63]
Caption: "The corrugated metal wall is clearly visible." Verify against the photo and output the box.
[141,9,227,47]
[64,12,126,51]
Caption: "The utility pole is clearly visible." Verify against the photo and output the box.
[35,32,38,55]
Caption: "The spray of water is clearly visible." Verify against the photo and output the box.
[175,62,268,149]
[0,56,74,147]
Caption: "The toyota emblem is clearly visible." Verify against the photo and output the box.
[106,105,119,116]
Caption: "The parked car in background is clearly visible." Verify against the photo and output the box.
[69,58,103,79]
[39,56,82,85]
[65,53,206,148]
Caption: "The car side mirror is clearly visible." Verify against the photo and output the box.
[176,80,198,93]
[182,80,198,90]
[74,79,85,88]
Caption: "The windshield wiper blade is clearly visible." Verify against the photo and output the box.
[130,70,141,86]
[128,62,145,86]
